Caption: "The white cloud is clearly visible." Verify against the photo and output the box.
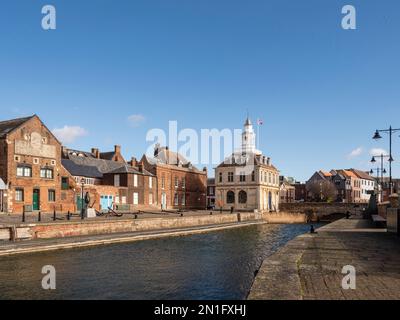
[128,114,146,127]
[52,126,88,144]
[370,148,388,156]
[348,147,363,159]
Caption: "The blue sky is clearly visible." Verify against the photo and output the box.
[1,0,400,181]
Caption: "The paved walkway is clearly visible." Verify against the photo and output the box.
[0,210,229,226]
[248,219,400,300]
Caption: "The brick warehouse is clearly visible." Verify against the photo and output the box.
[0,115,76,213]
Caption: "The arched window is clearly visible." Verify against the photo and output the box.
[239,190,247,204]
[227,191,235,204]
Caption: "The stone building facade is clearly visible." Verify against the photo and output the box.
[0,115,76,213]
[141,145,207,210]
[215,118,280,212]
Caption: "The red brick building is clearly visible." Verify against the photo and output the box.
[62,147,158,212]
[0,115,76,213]
[141,145,207,210]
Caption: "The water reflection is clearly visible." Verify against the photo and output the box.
[0,223,318,300]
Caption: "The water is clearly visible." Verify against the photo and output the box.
[0,223,318,300]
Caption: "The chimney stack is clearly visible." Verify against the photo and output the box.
[91,148,100,159]
[130,157,137,167]
[115,145,121,154]
[138,161,144,173]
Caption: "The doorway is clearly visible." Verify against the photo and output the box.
[161,192,167,210]
[33,189,40,210]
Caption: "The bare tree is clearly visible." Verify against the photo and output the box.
[307,180,337,202]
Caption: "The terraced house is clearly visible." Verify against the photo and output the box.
[62,146,157,212]
[141,145,207,210]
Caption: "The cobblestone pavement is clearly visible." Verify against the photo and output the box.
[248,219,400,300]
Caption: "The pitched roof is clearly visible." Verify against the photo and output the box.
[350,169,375,181]
[0,115,34,138]
[65,154,125,174]
[343,170,358,178]
[320,171,332,177]
[100,152,116,161]
[154,147,190,166]
[144,147,205,173]
[62,159,103,179]
[107,164,154,176]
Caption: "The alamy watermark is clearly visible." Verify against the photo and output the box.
[342,5,357,30]
[146,121,258,174]
[342,265,356,290]
[42,265,56,290]
[41,5,56,30]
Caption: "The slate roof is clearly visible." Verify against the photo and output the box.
[0,115,34,138]
[153,147,190,166]
[107,164,154,176]
[100,152,116,161]
[62,159,103,179]
[65,155,125,175]
[143,147,205,173]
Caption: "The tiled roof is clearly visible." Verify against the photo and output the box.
[344,170,358,178]
[0,115,34,138]
[320,171,332,177]
[350,169,375,181]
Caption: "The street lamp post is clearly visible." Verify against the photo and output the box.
[370,154,388,202]
[373,126,400,194]
[80,178,85,220]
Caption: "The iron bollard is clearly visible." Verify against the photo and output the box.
[38,211,41,222]
[53,210,56,221]
[22,208,26,223]
[134,214,138,219]
[67,211,70,221]
[210,212,213,215]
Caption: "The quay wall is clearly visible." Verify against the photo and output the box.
[0,212,263,241]
[280,202,367,217]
